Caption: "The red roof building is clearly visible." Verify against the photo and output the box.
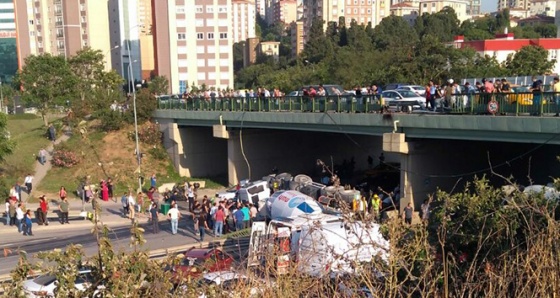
[451,33,560,74]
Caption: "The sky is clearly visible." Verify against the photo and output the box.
[481,0,497,13]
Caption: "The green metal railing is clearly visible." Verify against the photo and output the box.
[156,93,560,116]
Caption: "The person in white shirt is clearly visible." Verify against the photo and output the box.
[4,199,9,226]
[127,193,136,220]
[9,186,18,201]
[167,204,181,235]
[24,174,33,194]
[16,203,24,233]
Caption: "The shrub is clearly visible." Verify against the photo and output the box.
[135,122,162,145]
[148,147,167,161]
[52,144,80,168]
[123,89,157,125]
[95,109,123,132]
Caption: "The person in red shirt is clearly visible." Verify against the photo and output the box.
[213,206,225,237]
[39,195,49,225]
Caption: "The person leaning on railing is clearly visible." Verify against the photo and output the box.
[553,77,560,116]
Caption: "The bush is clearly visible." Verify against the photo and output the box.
[123,89,157,125]
[134,122,162,145]
[95,109,123,132]
[52,144,80,168]
[148,147,167,160]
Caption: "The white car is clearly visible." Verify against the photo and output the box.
[381,90,426,110]
[22,268,101,298]
[196,271,263,298]
[395,85,426,96]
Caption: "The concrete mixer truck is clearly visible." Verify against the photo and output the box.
[247,190,389,277]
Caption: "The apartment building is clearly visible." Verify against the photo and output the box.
[497,0,531,10]
[529,0,556,16]
[138,0,155,79]
[302,0,390,43]
[290,20,304,58]
[390,2,419,25]
[15,0,112,71]
[0,0,17,82]
[466,0,481,15]
[419,0,470,22]
[256,0,267,18]
[108,0,142,83]
[152,0,234,94]
[258,41,281,62]
[272,0,298,25]
[232,0,256,43]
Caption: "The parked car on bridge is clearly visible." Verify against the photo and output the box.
[395,85,426,96]
[381,90,426,111]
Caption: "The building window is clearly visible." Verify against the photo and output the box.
[197,33,203,39]
[195,6,203,13]
[206,6,214,13]
[80,4,85,11]
[81,16,86,23]
[219,32,227,39]
[178,33,186,40]
[177,7,185,13]
[218,6,227,13]
[208,32,214,39]
[30,31,35,37]
[29,20,34,25]
[38,42,42,48]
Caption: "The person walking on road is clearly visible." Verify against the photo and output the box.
[5,198,10,226]
[24,174,33,195]
[39,195,49,225]
[23,210,33,236]
[121,192,129,217]
[197,207,208,242]
[167,203,180,235]
[213,206,225,237]
[127,192,136,220]
[48,124,56,142]
[186,183,195,212]
[16,203,24,233]
[8,199,16,226]
[59,186,67,200]
[149,202,159,234]
[59,197,69,224]
[38,148,47,165]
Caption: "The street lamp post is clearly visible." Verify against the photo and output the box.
[127,40,142,193]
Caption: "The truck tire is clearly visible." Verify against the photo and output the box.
[294,174,312,185]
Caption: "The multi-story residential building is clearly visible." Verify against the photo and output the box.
[302,0,390,42]
[152,0,234,94]
[497,0,531,11]
[258,41,281,62]
[256,0,267,18]
[15,0,112,72]
[108,0,142,83]
[272,0,298,25]
[466,0,481,15]
[0,0,17,82]
[529,0,556,17]
[232,0,256,43]
[556,0,560,37]
[343,0,390,28]
[419,0,470,22]
[244,37,259,67]
[390,2,419,25]
[290,20,304,58]
[138,0,155,79]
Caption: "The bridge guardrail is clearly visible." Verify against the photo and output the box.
[156,92,560,116]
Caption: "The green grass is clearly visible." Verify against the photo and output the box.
[157,163,228,189]
[1,114,53,186]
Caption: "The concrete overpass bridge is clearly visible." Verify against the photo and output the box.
[154,108,560,210]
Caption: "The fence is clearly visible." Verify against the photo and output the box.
[460,75,558,88]
[156,93,560,116]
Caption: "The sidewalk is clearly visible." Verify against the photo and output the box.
[21,128,71,202]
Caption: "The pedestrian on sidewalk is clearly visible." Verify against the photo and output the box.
[59,197,69,224]
[127,192,136,220]
[121,192,129,218]
[149,202,159,234]
[186,183,195,212]
[59,186,67,200]
[100,180,109,202]
[24,174,33,195]
[15,182,22,202]
[192,202,202,235]
[8,199,16,226]
[150,173,157,189]
[403,203,414,225]
[23,210,33,236]
[16,203,24,233]
[197,208,208,242]
[48,124,56,142]
[9,184,19,202]
[4,198,10,226]
[39,195,49,225]
[167,203,180,235]
[38,148,47,165]
[107,178,114,202]
[137,192,144,214]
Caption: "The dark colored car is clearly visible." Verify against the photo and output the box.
[170,248,234,283]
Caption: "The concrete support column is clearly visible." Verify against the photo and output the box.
[159,120,189,177]
[227,132,249,186]
[383,132,412,212]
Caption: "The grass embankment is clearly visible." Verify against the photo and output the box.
[0,114,57,187]
[36,123,227,198]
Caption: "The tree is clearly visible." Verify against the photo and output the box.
[0,113,14,162]
[505,45,555,75]
[148,75,169,95]
[233,41,246,73]
[68,48,106,102]
[415,7,461,42]
[19,54,77,126]
[302,18,334,63]
[373,15,418,50]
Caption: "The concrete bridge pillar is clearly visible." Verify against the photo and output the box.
[383,133,413,212]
